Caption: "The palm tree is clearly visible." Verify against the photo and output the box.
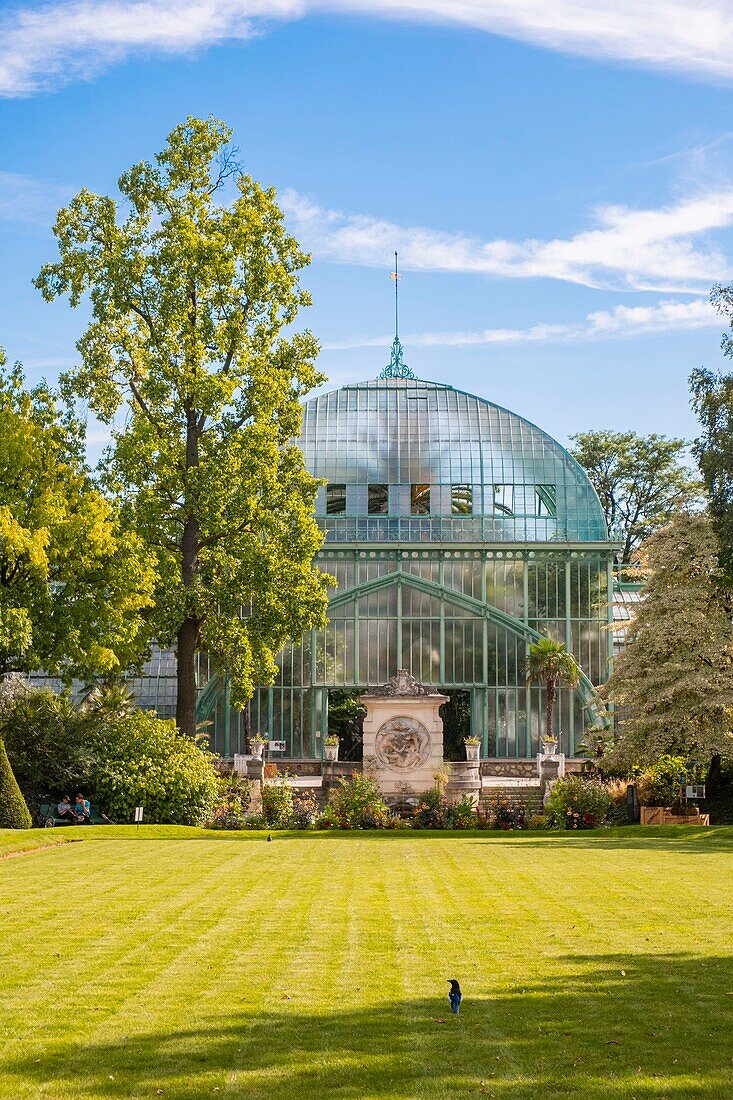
[525,637,581,745]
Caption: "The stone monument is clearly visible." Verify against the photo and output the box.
[361,670,448,799]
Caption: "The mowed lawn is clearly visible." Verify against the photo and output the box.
[1,828,733,1099]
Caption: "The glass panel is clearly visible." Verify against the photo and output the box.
[410,483,431,515]
[451,484,473,514]
[367,484,389,514]
[326,483,347,514]
[493,484,515,515]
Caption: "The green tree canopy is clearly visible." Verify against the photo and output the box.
[35,116,330,736]
[569,429,699,565]
[690,299,733,586]
[602,511,733,765]
[0,351,154,681]
[525,637,581,742]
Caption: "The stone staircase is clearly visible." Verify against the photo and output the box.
[479,779,544,816]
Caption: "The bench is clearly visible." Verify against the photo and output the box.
[39,803,112,827]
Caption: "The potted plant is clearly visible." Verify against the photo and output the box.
[324,735,340,762]
[464,736,481,762]
[541,734,558,756]
[250,733,269,758]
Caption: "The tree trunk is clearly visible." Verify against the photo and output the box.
[545,677,557,740]
[176,615,200,738]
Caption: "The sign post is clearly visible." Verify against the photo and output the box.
[134,806,144,830]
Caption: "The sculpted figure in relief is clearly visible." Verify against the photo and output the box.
[375,716,431,770]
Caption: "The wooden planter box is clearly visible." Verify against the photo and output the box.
[640,806,710,826]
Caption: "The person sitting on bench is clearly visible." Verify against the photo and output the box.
[57,796,81,823]
[75,794,91,823]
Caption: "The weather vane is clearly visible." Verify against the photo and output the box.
[378,251,415,380]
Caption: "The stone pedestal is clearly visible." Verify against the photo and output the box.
[361,670,448,799]
[445,761,481,806]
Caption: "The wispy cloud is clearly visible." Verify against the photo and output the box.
[0,171,73,226]
[322,297,720,349]
[282,188,733,293]
[3,0,733,97]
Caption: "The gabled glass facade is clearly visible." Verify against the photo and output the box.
[202,377,615,760]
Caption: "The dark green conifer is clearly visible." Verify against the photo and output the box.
[0,738,32,829]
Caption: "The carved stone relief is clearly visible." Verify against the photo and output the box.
[374,715,431,770]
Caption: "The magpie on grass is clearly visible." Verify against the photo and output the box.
[447,979,462,1015]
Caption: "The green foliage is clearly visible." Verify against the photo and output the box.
[486,797,528,830]
[569,428,699,565]
[291,791,318,829]
[602,512,733,764]
[89,712,218,824]
[322,772,391,829]
[261,775,295,827]
[545,776,612,829]
[0,737,31,829]
[445,794,478,829]
[525,637,582,741]
[412,787,448,829]
[1,681,217,824]
[326,689,365,760]
[636,755,703,808]
[35,117,331,734]
[0,679,94,804]
[691,346,733,587]
[0,351,154,681]
[206,771,253,830]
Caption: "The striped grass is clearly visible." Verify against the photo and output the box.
[1,826,732,1098]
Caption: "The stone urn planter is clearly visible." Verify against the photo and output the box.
[464,739,481,762]
[250,738,267,758]
[541,738,558,756]
[324,738,340,762]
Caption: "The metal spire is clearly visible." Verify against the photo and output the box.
[378,251,415,380]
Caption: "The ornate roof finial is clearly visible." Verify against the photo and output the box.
[378,251,416,380]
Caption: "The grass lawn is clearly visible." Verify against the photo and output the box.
[1,827,732,1099]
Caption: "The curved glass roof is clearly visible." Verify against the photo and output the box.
[298,377,608,544]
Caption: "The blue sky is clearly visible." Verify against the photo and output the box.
[2,1,733,451]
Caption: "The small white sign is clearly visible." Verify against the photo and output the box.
[134,806,144,823]
[268,740,286,752]
[686,784,705,800]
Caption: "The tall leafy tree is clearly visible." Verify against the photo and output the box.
[569,429,699,564]
[690,287,733,585]
[602,511,733,765]
[525,638,581,742]
[35,116,330,736]
[0,350,153,681]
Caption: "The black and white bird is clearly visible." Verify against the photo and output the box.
[447,978,462,1015]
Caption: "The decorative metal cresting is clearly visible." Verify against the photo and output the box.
[378,251,416,380]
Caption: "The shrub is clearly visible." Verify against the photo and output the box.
[206,772,253,830]
[291,792,318,829]
[527,814,549,830]
[325,772,390,828]
[446,794,478,829]
[412,787,448,829]
[545,776,612,830]
[1,683,95,805]
[0,738,32,829]
[487,796,525,830]
[89,712,218,825]
[261,775,295,827]
[636,755,701,807]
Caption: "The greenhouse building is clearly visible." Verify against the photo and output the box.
[196,341,616,765]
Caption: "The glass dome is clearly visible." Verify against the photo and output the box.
[300,377,608,544]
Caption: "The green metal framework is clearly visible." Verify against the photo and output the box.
[197,376,616,759]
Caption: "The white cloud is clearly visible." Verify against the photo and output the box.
[0,171,73,226]
[3,0,733,96]
[322,296,720,349]
[283,188,733,293]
